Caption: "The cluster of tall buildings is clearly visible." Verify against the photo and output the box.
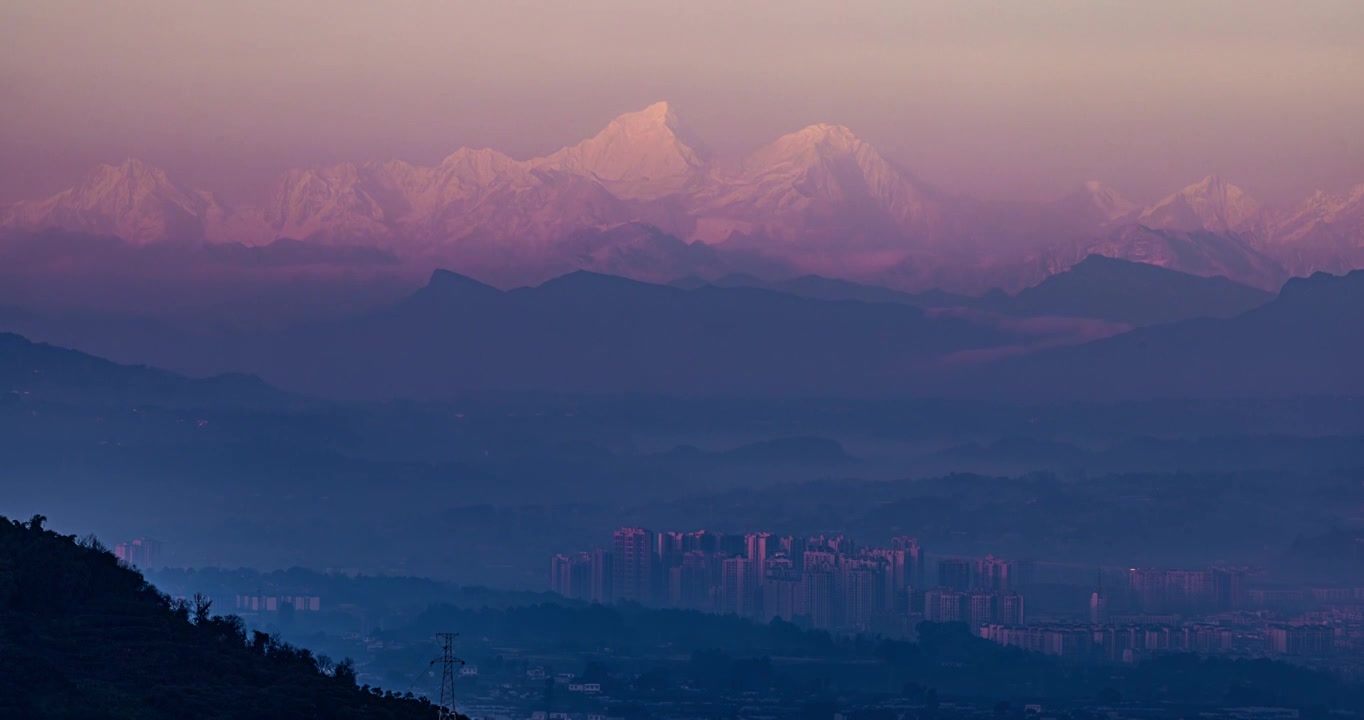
[234,595,322,613]
[551,528,1025,632]
[1124,567,1248,613]
[113,537,162,569]
[1079,566,1249,626]
[923,587,1025,626]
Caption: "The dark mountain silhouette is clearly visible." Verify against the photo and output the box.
[231,269,1023,400]
[956,269,1364,400]
[980,255,1274,326]
[671,258,1265,326]
[0,263,1350,405]
[670,272,967,307]
[938,433,1364,473]
[776,274,970,308]
[652,436,853,466]
[0,514,441,719]
[0,332,290,409]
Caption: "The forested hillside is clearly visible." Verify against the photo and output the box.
[0,514,443,719]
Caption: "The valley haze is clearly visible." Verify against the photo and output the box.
[2,3,1364,718]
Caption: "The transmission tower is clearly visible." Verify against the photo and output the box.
[434,632,465,720]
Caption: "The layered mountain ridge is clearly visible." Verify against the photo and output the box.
[4,103,1362,292]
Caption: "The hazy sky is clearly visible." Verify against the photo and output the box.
[2,0,1362,206]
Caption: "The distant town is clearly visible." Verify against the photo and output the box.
[551,528,1362,672]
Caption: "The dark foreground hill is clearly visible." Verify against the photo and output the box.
[0,514,442,720]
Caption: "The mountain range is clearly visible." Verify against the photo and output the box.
[671,255,1272,328]
[950,269,1364,401]
[3,102,1362,293]
[4,255,1335,403]
[0,332,288,409]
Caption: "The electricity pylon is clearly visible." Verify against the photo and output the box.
[434,632,465,720]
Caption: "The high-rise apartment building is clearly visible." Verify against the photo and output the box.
[998,592,1025,625]
[800,564,836,630]
[892,536,925,587]
[841,565,879,630]
[550,554,572,597]
[938,559,971,591]
[761,556,800,622]
[745,532,771,581]
[612,527,655,605]
[924,589,967,622]
[967,592,996,626]
[114,538,162,568]
[1089,592,1109,625]
[590,548,613,604]
[721,556,752,617]
[975,556,1012,591]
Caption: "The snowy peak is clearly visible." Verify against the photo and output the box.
[740,124,869,172]
[264,163,397,243]
[537,101,703,200]
[439,147,524,184]
[1291,186,1364,221]
[689,121,945,248]
[1044,181,1138,238]
[72,158,202,210]
[1137,175,1267,234]
[1070,181,1136,222]
[1067,223,1288,290]
[1270,183,1364,248]
[422,148,528,208]
[785,123,864,150]
[87,157,169,187]
[9,103,1360,289]
[620,100,684,131]
[2,158,220,244]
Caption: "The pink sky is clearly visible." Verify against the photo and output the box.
[1,0,1362,207]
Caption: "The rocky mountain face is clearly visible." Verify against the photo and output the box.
[535,101,705,200]
[1135,175,1270,235]
[2,159,227,245]
[4,104,1362,292]
[687,123,948,250]
[1020,176,1363,291]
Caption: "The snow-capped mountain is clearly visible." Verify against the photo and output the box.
[1057,181,1136,226]
[233,106,952,261]
[1,158,226,245]
[1259,184,1364,276]
[264,162,410,244]
[535,101,704,201]
[416,167,634,254]
[258,148,638,250]
[1270,185,1364,248]
[3,103,1363,293]
[689,123,947,249]
[1136,175,1269,235]
[995,177,1364,291]
[1025,180,1142,244]
[1052,224,1288,290]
